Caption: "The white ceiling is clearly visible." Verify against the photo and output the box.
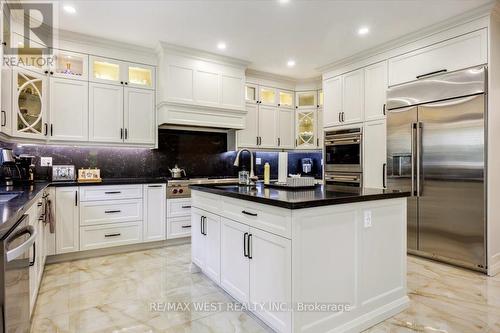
[57,0,491,79]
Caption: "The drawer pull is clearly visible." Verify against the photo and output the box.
[416,69,447,80]
[104,191,121,194]
[104,233,121,238]
[148,185,162,188]
[105,210,121,214]
[181,225,191,229]
[242,210,257,217]
[181,205,191,209]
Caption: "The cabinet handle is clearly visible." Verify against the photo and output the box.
[148,185,162,188]
[338,113,341,123]
[125,128,128,140]
[242,210,257,217]
[295,138,297,147]
[200,216,204,235]
[416,69,447,80]
[277,137,280,146]
[120,128,123,139]
[104,210,121,214]
[278,103,280,107]
[1,110,5,126]
[243,232,249,258]
[44,123,48,136]
[29,242,36,266]
[50,124,53,136]
[105,191,121,194]
[75,191,78,206]
[181,205,191,209]
[248,234,253,259]
[203,216,207,235]
[383,103,386,116]
[181,225,191,229]
[104,233,121,238]
[317,138,319,147]
[383,163,387,188]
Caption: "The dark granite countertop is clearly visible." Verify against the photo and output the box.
[0,177,168,239]
[190,182,410,209]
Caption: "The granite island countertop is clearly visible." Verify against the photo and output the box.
[190,182,410,209]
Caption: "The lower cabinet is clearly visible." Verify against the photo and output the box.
[55,187,80,254]
[195,214,292,333]
[364,120,387,188]
[192,208,221,283]
[143,184,166,241]
[167,197,192,239]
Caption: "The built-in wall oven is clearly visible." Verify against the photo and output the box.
[1,214,36,333]
[324,128,363,189]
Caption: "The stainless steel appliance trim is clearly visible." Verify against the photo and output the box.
[387,65,486,110]
[6,221,36,262]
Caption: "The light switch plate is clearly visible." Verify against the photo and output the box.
[40,157,53,167]
[255,158,262,165]
[364,210,372,228]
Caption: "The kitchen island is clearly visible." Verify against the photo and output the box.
[190,183,410,333]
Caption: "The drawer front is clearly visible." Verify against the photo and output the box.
[191,190,222,214]
[80,199,143,226]
[80,222,142,251]
[221,197,292,239]
[167,198,192,218]
[167,217,192,239]
[79,185,142,201]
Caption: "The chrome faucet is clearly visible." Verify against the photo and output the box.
[233,149,256,182]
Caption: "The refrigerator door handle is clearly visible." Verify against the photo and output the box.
[417,122,423,196]
[411,122,417,196]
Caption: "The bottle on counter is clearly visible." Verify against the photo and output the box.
[238,166,250,185]
[264,162,270,185]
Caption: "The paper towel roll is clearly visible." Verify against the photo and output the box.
[278,152,288,183]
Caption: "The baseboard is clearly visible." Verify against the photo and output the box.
[46,237,190,264]
[328,296,410,333]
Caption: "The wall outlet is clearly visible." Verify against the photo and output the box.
[255,158,262,165]
[40,157,53,167]
[364,210,372,228]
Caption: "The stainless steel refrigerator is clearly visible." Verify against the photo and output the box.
[386,66,487,272]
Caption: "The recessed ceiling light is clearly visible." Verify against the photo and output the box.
[217,42,226,50]
[358,26,370,36]
[63,5,76,14]
[287,60,296,67]
[279,0,290,4]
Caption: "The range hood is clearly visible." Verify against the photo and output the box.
[157,42,249,130]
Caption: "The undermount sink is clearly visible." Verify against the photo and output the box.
[0,192,22,203]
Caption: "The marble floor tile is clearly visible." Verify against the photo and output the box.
[32,245,500,333]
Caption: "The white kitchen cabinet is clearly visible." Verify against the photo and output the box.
[80,222,142,251]
[317,106,323,148]
[125,63,155,90]
[143,184,166,242]
[342,68,364,124]
[296,109,318,149]
[237,102,259,148]
[1,65,12,136]
[55,187,79,254]
[258,105,278,148]
[323,76,342,128]
[259,86,277,106]
[364,120,387,189]
[249,227,292,333]
[277,107,295,149]
[89,82,124,143]
[388,29,487,86]
[49,77,88,141]
[245,84,259,104]
[192,208,221,283]
[90,56,125,86]
[220,217,250,303]
[278,89,294,109]
[79,199,143,226]
[296,90,317,109]
[50,49,89,81]
[124,87,155,144]
[364,61,388,122]
[12,67,48,139]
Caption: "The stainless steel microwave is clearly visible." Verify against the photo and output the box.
[324,128,362,173]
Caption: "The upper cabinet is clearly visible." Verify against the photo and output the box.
[278,89,294,109]
[126,64,155,90]
[296,91,317,109]
[50,50,88,81]
[323,76,342,128]
[259,86,277,106]
[342,69,364,124]
[388,29,487,86]
[364,61,388,122]
[245,84,258,104]
[90,56,123,85]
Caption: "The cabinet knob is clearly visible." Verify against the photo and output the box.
[1,42,6,46]
[120,81,124,84]
[50,71,54,75]
[124,82,128,85]
[44,70,49,74]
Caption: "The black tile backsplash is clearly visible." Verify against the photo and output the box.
[1,129,322,180]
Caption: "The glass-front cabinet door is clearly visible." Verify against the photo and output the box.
[13,67,47,138]
[259,86,277,106]
[296,91,317,109]
[126,63,155,89]
[50,50,88,80]
[89,56,123,85]
[296,110,317,149]
[278,89,294,108]
[245,84,258,104]
[318,90,324,107]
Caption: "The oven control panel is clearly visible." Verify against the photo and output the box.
[167,184,190,198]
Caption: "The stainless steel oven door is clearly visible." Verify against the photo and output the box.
[3,214,36,333]
[324,131,362,173]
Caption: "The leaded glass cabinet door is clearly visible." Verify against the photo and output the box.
[296,109,317,149]
[14,67,47,138]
